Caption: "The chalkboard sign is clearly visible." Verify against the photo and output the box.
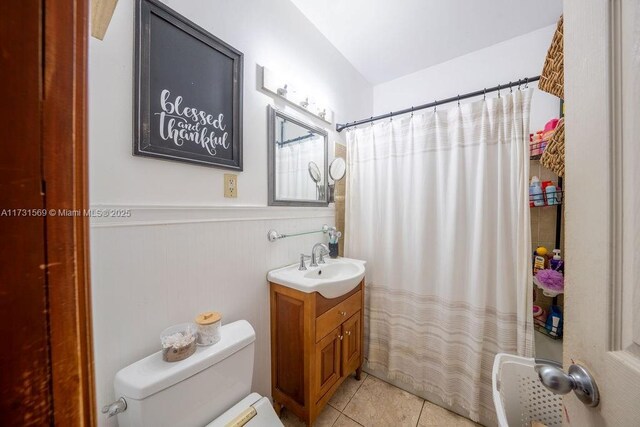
[134,0,243,170]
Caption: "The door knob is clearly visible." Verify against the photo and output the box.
[534,360,599,407]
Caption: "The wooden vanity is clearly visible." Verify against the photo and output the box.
[269,279,364,426]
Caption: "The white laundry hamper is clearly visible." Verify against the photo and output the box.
[492,353,563,427]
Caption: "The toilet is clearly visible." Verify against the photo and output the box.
[113,320,283,427]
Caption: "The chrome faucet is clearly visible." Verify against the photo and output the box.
[298,253,311,271]
[310,243,329,267]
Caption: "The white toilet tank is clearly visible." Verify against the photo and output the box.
[114,320,255,427]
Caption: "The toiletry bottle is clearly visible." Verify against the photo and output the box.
[545,182,557,205]
[541,181,552,204]
[545,305,563,337]
[530,176,544,207]
[533,246,547,274]
[550,249,564,273]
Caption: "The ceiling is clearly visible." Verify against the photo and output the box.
[290,0,562,84]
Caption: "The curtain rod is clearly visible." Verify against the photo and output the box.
[335,75,541,132]
[278,132,315,145]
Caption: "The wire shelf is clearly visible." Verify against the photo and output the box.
[529,140,548,159]
[529,189,563,208]
[534,318,563,340]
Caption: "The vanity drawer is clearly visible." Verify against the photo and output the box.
[315,290,362,342]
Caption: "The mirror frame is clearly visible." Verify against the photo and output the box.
[267,105,329,206]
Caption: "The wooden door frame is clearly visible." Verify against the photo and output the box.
[0,0,95,425]
[44,0,95,424]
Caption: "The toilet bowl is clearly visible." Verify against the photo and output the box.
[111,320,283,426]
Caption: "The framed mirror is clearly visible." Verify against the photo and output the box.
[268,106,328,206]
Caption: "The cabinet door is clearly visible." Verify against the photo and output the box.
[315,326,341,400]
[341,311,361,375]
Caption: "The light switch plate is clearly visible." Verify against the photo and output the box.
[224,174,237,198]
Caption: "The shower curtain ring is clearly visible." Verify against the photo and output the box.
[389,112,393,121]
[457,95,460,106]
[434,101,437,112]
[483,88,486,100]
[497,84,501,98]
[509,82,513,93]
[411,106,414,117]
[525,77,529,88]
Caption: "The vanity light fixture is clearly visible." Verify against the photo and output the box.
[261,65,334,124]
[277,84,288,97]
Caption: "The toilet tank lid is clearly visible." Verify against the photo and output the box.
[114,320,255,400]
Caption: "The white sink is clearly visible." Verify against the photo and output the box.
[267,257,366,299]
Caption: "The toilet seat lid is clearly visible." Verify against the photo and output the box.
[206,393,283,427]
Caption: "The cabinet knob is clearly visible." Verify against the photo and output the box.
[339,311,347,316]
[345,331,351,336]
[338,334,344,340]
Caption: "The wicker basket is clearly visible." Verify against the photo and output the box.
[541,118,565,177]
[539,16,564,99]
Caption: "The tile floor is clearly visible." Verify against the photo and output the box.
[280,373,482,427]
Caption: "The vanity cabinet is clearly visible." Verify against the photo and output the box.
[270,280,364,426]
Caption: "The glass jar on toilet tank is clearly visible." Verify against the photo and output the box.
[195,311,222,346]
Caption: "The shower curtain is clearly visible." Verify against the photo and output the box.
[276,140,319,200]
[345,90,534,424]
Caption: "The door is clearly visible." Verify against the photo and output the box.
[0,1,50,424]
[0,0,93,424]
[315,327,341,400]
[563,0,640,425]
[342,312,361,375]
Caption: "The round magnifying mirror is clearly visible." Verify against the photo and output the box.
[308,161,321,183]
[329,158,346,181]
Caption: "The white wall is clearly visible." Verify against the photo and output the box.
[89,0,372,424]
[90,0,372,206]
[91,208,333,426]
[373,25,560,132]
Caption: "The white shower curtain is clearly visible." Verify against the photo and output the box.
[276,140,320,200]
[345,90,534,425]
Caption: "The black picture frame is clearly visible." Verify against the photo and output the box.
[134,0,243,170]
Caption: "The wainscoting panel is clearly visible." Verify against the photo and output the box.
[90,206,334,426]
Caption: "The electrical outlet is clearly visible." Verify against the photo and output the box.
[224,174,237,198]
